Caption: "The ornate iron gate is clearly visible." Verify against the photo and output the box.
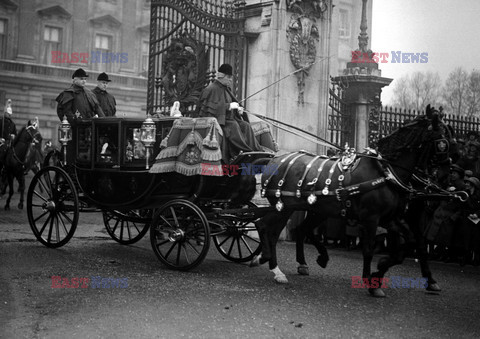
[328,82,353,149]
[147,0,247,116]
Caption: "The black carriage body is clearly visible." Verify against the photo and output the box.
[71,117,196,209]
[70,117,251,209]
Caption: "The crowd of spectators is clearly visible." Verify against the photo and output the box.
[423,132,480,266]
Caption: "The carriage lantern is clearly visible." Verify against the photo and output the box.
[58,116,72,165]
[140,114,156,169]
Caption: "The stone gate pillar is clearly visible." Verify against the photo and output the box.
[331,0,392,151]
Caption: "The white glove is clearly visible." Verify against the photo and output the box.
[238,106,244,115]
[229,102,239,110]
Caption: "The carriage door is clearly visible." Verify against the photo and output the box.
[147,0,247,116]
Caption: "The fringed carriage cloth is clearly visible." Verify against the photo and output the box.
[149,117,225,176]
[149,117,278,177]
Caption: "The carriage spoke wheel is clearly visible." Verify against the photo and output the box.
[211,202,261,263]
[150,199,210,271]
[103,209,152,245]
[27,166,79,248]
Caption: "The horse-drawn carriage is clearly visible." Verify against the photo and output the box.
[27,106,469,296]
[27,115,276,270]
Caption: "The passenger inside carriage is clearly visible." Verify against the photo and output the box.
[194,63,262,162]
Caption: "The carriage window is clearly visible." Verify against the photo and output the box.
[77,126,92,162]
[97,125,118,164]
[125,127,149,161]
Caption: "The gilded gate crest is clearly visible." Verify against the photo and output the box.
[160,33,209,109]
[287,0,328,105]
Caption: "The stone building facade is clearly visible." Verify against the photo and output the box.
[0,0,151,143]
[0,0,370,148]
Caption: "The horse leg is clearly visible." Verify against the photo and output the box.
[17,173,25,209]
[296,214,329,276]
[359,219,385,297]
[370,224,407,297]
[4,173,14,210]
[251,211,292,284]
[410,212,441,292]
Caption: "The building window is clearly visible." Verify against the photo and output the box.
[94,34,113,72]
[339,9,350,39]
[42,96,57,109]
[43,26,62,65]
[141,41,149,76]
[0,19,6,59]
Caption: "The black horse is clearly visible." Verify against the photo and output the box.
[0,122,42,210]
[293,120,461,295]
[251,106,458,297]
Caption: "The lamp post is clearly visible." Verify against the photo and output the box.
[58,116,72,166]
[140,115,156,169]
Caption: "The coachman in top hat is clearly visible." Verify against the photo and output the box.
[93,72,117,117]
[56,68,105,123]
[195,63,262,161]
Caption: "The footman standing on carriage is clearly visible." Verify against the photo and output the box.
[93,72,116,117]
[55,68,105,124]
[1,98,17,146]
[194,63,262,161]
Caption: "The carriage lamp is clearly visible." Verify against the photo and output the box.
[140,114,156,169]
[58,116,72,165]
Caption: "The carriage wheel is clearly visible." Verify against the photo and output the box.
[211,202,261,263]
[27,166,79,248]
[150,199,210,271]
[43,149,63,168]
[103,209,152,245]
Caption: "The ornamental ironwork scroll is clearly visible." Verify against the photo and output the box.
[286,0,328,105]
[148,0,247,116]
[160,32,209,108]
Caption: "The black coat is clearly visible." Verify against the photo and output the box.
[56,85,105,123]
[93,87,116,117]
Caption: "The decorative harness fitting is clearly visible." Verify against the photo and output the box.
[264,148,388,215]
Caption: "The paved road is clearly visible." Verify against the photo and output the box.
[1,187,480,338]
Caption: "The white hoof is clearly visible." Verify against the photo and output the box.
[274,274,289,284]
[297,264,309,276]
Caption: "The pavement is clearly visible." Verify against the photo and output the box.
[1,176,480,338]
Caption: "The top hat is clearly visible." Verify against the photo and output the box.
[97,72,111,82]
[450,164,465,177]
[218,64,233,76]
[72,68,89,79]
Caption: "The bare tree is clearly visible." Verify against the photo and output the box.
[465,69,480,117]
[443,67,469,115]
[391,71,442,111]
[391,76,411,108]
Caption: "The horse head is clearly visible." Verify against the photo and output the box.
[377,105,453,179]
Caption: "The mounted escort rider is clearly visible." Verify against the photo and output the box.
[194,63,262,161]
[0,99,17,147]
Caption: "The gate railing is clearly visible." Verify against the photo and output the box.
[328,83,352,148]
[378,106,480,141]
[147,0,247,116]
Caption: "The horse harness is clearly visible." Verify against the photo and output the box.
[261,150,388,216]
